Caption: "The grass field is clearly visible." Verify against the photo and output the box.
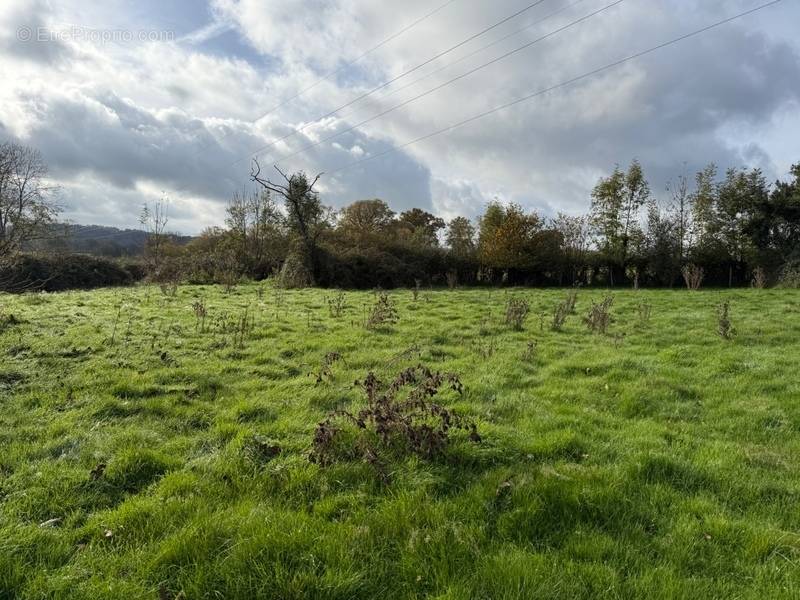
[1,284,799,599]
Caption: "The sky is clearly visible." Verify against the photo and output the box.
[0,0,798,234]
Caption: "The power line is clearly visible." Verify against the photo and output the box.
[240,0,555,163]
[338,0,589,117]
[253,0,462,123]
[327,0,785,176]
[181,0,590,201]
[168,0,462,198]
[273,0,626,166]
[186,0,463,158]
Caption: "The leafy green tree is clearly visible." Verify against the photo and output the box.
[644,200,681,286]
[744,164,800,267]
[226,189,285,276]
[336,199,396,248]
[589,160,650,284]
[251,162,331,285]
[396,208,445,247]
[552,213,590,285]
[445,216,476,257]
[691,163,721,248]
[717,168,768,267]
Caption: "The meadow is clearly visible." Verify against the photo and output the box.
[0,283,799,599]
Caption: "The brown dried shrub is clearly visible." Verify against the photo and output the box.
[505,298,530,331]
[327,291,347,318]
[584,296,614,334]
[309,365,480,481]
[717,300,735,340]
[366,292,398,330]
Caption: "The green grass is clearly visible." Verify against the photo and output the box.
[1,284,799,599]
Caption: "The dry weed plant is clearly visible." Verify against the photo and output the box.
[326,292,347,318]
[366,292,399,330]
[312,352,345,385]
[717,300,735,340]
[310,366,480,482]
[585,296,614,334]
[505,298,530,331]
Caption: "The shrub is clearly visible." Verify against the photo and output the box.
[326,291,347,318]
[0,254,141,292]
[192,299,208,333]
[551,290,577,332]
[564,288,578,314]
[717,300,735,340]
[279,251,313,289]
[778,261,800,289]
[637,302,653,325]
[505,298,530,331]
[751,267,767,289]
[412,279,422,302]
[446,271,458,290]
[366,292,398,330]
[551,301,569,332]
[312,352,345,385]
[316,244,453,290]
[585,296,613,334]
[309,366,480,481]
[682,264,704,291]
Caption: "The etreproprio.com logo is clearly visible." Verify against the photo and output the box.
[17,26,175,44]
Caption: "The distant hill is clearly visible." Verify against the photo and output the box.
[32,224,194,257]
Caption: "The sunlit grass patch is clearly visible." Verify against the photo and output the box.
[0,284,798,598]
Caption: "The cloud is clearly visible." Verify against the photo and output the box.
[0,0,73,64]
[178,19,235,46]
[0,0,797,233]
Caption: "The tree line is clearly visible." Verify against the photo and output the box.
[2,139,799,291]
[163,159,799,289]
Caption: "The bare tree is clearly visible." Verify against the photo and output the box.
[666,170,693,263]
[250,161,329,284]
[0,142,59,265]
[139,196,170,273]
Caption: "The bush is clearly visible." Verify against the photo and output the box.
[316,244,459,289]
[366,292,399,330]
[778,261,800,289]
[681,264,704,291]
[717,300,735,340]
[505,298,530,331]
[0,254,143,292]
[309,366,480,481]
[585,296,614,334]
[279,251,313,289]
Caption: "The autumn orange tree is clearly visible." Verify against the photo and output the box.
[478,202,543,280]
